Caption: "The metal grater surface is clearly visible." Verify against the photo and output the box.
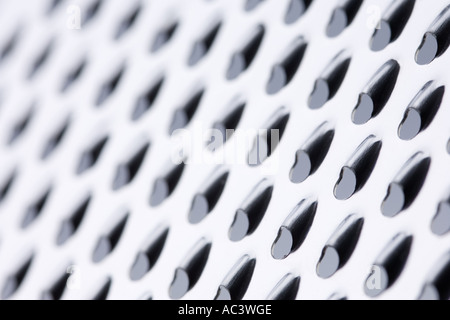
[0,0,449,300]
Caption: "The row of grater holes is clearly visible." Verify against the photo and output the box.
[2,52,449,232]
[2,182,450,300]
[3,0,450,87]
[1,0,450,300]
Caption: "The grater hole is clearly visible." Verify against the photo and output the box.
[370,0,416,52]
[290,122,334,184]
[188,21,222,67]
[415,5,450,65]
[398,82,445,141]
[132,77,164,121]
[60,59,87,93]
[47,0,64,15]
[0,29,20,63]
[248,108,290,167]
[272,199,317,260]
[47,0,64,14]
[76,136,109,175]
[169,239,212,300]
[1,254,34,300]
[188,167,229,224]
[284,0,313,25]
[169,88,204,135]
[215,255,256,300]
[266,37,307,95]
[418,252,450,300]
[22,186,52,229]
[226,25,265,81]
[334,136,382,201]
[316,214,364,279]
[0,171,16,204]
[229,179,273,242]
[245,0,264,12]
[151,21,179,53]
[91,277,112,300]
[28,41,53,80]
[130,226,169,281]
[140,292,153,300]
[326,0,363,38]
[83,0,103,27]
[381,152,431,217]
[115,4,142,40]
[352,60,400,125]
[416,33,439,66]
[96,66,125,107]
[266,274,300,300]
[308,50,351,110]
[93,213,129,263]
[150,162,185,207]
[41,267,70,300]
[112,142,150,191]
[8,107,34,146]
[208,100,245,151]
[431,200,450,236]
[364,233,413,297]
[328,292,348,300]
[56,195,91,246]
[41,117,70,160]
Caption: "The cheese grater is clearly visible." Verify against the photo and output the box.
[0,0,449,300]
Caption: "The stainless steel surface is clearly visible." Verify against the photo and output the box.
[0,0,449,300]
